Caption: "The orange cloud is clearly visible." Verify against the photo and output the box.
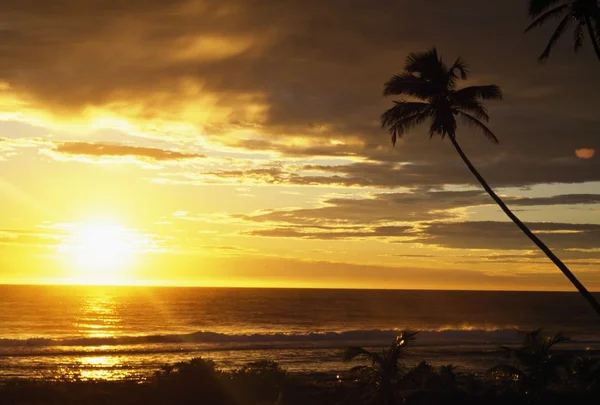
[53,142,204,162]
[575,148,595,159]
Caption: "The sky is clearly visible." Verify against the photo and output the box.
[0,0,599,290]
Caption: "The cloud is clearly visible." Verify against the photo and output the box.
[248,225,413,240]
[0,229,61,247]
[295,157,600,189]
[228,187,600,266]
[237,190,486,227]
[241,190,600,226]
[175,155,600,189]
[51,141,204,162]
[414,221,600,251]
[508,194,600,206]
[1,0,599,189]
[575,148,595,159]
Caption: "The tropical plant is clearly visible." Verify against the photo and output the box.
[380,48,600,318]
[485,329,573,392]
[524,0,600,62]
[152,358,236,405]
[228,360,287,404]
[400,361,458,391]
[343,330,417,404]
[572,356,600,390]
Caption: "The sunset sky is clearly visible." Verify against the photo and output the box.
[1,0,599,290]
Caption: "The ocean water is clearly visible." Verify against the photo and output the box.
[0,285,599,380]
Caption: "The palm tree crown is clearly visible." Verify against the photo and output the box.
[381,48,503,146]
[486,329,572,391]
[344,331,418,404]
[343,331,417,377]
[525,0,600,62]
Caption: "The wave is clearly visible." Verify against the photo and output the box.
[0,328,542,349]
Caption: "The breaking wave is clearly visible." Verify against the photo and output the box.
[0,328,543,349]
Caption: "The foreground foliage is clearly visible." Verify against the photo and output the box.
[1,330,598,405]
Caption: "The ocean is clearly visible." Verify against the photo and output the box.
[0,285,599,380]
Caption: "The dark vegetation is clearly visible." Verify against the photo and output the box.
[524,0,600,62]
[1,331,598,405]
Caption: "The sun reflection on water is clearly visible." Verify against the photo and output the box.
[74,293,122,338]
[78,356,124,380]
[68,292,130,380]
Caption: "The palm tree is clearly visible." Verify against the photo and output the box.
[381,48,600,318]
[524,0,600,62]
[486,329,572,391]
[344,331,417,404]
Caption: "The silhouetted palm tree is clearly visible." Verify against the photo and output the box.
[381,48,600,318]
[525,0,600,62]
[344,331,417,404]
[486,329,572,392]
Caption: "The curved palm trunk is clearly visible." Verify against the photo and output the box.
[448,135,600,318]
[584,14,600,62]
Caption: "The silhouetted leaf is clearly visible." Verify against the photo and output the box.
[539,14,573,61]
[528,0,566,18]
[458,112,499,143]
[524,4,570,32]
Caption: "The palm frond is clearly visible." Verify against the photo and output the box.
[524,329,543,346]
[397,330,419,345]
[524,3,570,33]
[454,85,503,101]
[574,21,584,52]
[449,57,470,80]
[405,47,447,81]
[538,13,573,61]
[383,73,434,98]
[388,113,430,146]
[527,0,567,18]
[381,101,431,146]
[344,347,375,362]
[381,101,430,126]
[457,100,490,121]
[546,332,570,348]
[584,13,600,61]
[458,112,499,143]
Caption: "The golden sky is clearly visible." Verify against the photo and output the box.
[0,0,599,290]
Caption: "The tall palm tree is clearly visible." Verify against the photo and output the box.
[524,0,600,62]
[381,48,600,318]
[344,331,417,404]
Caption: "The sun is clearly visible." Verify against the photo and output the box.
[61,222,143,283]
[74,224,133,271]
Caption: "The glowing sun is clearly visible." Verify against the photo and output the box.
[59,222,146,283]
[72,223,133,273]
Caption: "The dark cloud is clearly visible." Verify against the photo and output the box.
[510,194,600,206]
[415,221,600,251]
[239,191,600,255]
[53,142,204,161]
[206,159,600,189]
[296,157,600,189]
[248,225,413,240]
[1,0,599,187]
[240,190,600,227]
[237,190,487,226]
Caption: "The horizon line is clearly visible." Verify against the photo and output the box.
[0,282,596,294]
